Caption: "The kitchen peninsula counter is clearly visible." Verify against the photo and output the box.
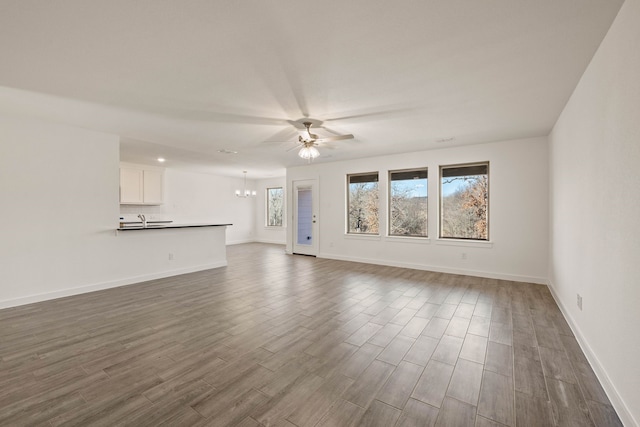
[113,223,231,283]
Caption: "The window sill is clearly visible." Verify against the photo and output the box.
[264,226,285,230]
[344,233,381,241]
[385,236,431,244]
[436,239,493,248]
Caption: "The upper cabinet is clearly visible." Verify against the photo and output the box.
[119,167,143,203]
[120,165,164,205]
[142,169,164,204]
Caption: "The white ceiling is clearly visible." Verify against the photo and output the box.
[0,0,623,178]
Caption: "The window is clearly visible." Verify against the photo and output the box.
[347,172,379,234]
[440,163,489,240]
[266,187,283,227]
[389,168,428,237]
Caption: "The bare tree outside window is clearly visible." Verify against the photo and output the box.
[440,163,488,240]
[347,173,379,234]
[266,187,283,227]
[389,168,428,237]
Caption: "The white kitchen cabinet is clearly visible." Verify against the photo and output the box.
[119,167,144,204]
[120,166,164,205]
[142,169,164,204]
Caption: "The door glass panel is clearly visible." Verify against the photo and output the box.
[297,188,312,246]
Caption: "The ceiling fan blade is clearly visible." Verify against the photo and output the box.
[319,126,345,136]
[325,106,419,123]
[314,134,354,144]
[262,126,299,144]
[150,106,291,125]
[286,143,302,152]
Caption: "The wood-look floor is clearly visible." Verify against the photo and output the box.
[0,243,622,426]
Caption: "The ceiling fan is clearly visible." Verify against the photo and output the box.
[295,121,354,161]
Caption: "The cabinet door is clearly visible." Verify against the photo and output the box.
[120,168,144,204]
[143,169,164,204]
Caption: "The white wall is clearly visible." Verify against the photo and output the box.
[548,0,640,424]
[286,137,549,283]
[254,177,287,245]
[0,115,228,308]
[0,115,118,305]
[120,167,256,244]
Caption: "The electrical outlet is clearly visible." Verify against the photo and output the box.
[577,293,582,311]
[168,253,174,260]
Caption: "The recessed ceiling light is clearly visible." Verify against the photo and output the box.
[157,157,166,162]
[218,149,238,154]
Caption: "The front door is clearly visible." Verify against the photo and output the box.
[292,179,318,256]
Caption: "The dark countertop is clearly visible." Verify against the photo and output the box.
[117,223,232,231]
[120,220,173,225]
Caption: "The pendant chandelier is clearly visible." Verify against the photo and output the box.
[235,171,256,198]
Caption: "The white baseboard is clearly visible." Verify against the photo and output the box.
[0,261,227,310]
[318,252,547,284]
[547,281,637,427]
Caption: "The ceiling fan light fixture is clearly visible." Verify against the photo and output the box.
[291,120,353,162]
[298,145,320,161]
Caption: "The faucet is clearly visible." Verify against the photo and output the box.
[138,213,147,228]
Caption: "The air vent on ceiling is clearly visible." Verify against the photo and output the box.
[435,137,455,143]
